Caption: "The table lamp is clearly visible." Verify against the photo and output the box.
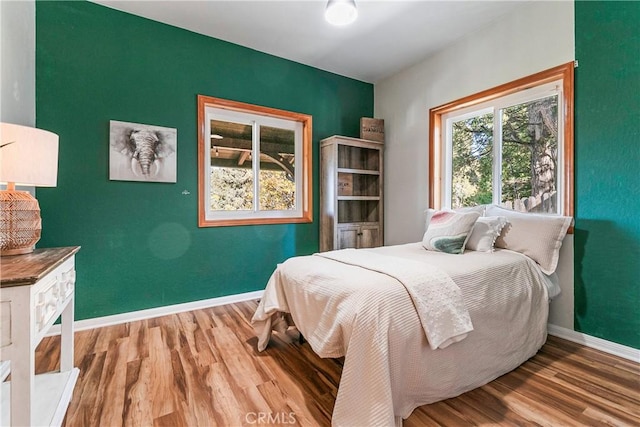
[0,122,59,256]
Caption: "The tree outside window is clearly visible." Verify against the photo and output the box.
[431,62,574,217]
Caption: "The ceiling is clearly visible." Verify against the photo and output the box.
[91,0,530,83]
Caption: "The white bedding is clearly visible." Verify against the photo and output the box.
[317,249,473,350]
[252,243,552,426]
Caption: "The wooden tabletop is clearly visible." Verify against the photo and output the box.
[0,246,80,288]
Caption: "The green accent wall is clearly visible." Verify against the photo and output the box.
[35,1,373,320]
[575,1,640,349]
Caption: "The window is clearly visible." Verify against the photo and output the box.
[430,62,574,217]
[198,95,312,227]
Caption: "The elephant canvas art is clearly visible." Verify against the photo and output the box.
[109,120,177,183]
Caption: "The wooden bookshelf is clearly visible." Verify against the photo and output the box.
[320,136,383,251]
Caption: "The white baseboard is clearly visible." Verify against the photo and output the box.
[548,324,640,363]
[47,290,264,336]
[46,296,639,364]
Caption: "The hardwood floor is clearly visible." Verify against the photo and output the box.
[34,300,640,426]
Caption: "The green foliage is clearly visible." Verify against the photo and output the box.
[211,167,295,211]
[211,168,253,211]
[259,170,295,210]
[451,95,558,212]
[501,96,558,206]
[451,113,494,208]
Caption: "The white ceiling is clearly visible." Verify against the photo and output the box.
[91,0,530,83]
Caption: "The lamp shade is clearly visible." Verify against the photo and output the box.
[0,122,59,187]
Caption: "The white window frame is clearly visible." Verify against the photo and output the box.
[197,95,312,227]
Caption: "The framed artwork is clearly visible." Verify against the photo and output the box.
[109,120,177,183]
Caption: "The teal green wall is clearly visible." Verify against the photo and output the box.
[35,1,373,320]
[35,1,639,350]
[575,1,640,349]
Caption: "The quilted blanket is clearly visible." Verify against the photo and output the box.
[252,243,550,426]
[316,249,473,349]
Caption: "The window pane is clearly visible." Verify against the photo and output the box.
[199,96,312,227]
[209,120,253,211]
[501,95,558,213]
[451,113,494,209]
[259,125,295,211]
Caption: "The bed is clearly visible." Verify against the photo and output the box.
[252,207,571,426]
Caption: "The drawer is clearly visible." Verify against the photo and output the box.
[35,276,61,334]
[0,301,10,348]
[59,269,76,301]
[34,258,76,335]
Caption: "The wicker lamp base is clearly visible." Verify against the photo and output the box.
[0,189,42,256]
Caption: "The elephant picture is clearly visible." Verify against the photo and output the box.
[109,120,177,183]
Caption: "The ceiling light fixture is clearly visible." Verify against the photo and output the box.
[325,0,358,26]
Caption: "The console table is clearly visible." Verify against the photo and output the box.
[0,246,80,426]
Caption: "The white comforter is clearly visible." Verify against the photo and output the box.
[317,248,473,350]
[252,243,551,426]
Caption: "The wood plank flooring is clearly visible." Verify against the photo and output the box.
[34,300,640,426]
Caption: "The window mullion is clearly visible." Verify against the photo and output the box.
[493,109,502,206]
[295,125,303,211]
[444,118,453,209]
[556,88,564,215]
[204,112,213,212]
[252,121,259,212]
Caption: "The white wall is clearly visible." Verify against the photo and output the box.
[375,1,575,328]
[1,0,35,126]
[1,0,36,195]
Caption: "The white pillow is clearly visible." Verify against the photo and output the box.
[422,209,481,254]
[485,205,573,274]
[424,205,486,232]
[466,216,509,252]
[455,205,486,216]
